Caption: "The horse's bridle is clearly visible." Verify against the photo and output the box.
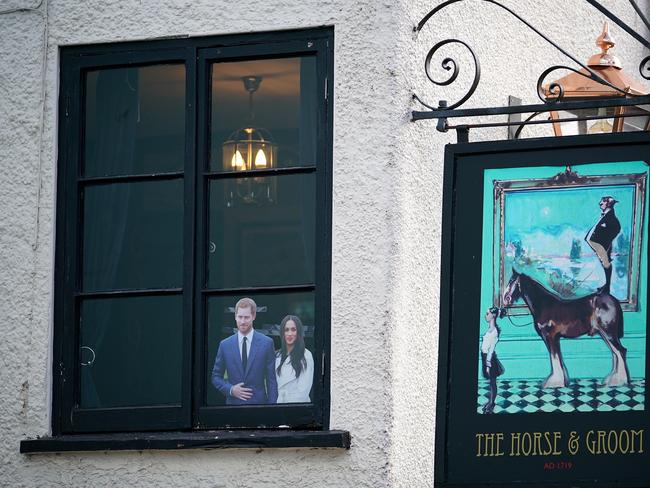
[503,274,521,307]
[502,275,533,327]
[503,310,532,327]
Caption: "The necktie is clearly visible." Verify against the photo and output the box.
[242,336,248,372]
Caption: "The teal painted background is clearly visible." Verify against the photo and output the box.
[479,161,648,381]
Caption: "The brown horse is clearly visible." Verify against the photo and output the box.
[503,269,629,388]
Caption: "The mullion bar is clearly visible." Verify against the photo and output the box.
[76,287,183,299]
[56,56,84,434]
[64,28,333,59]
[79,171,184,185]
[193,41,211,429]
[201,283,315,295]
[310,37,331,426]
[182,45,198,430]
[199,41,318,65]
[74,50,188,70]
[314,36,332,426]
[204,165,316,180]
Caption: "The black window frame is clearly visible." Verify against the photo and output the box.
[52,28,334,436]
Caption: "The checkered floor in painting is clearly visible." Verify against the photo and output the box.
[477,379,645,414]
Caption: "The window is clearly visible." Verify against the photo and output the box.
[54,29,333,434]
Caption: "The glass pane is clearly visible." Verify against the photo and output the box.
[210,56,317,171]
[622,105,650,132]
[207,173,315,289]
[82,179,183,292]
[79,295,183,408]
[206,292,315,406]
[556,107,617,136]
[85,64,186,176]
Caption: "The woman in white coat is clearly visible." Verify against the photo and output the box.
[275,315,314,403]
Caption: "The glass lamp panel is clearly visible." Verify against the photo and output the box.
[552,110,584,136]
[79,295,183,408]
[205,291,315,406]
[210,56,317,171]
[207,173,315,289]
[621,104,650,131]
[84,64,186,177]
[82,179,183,292]
[553,107,615,136]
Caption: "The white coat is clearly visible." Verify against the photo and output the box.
[275,349,314,403]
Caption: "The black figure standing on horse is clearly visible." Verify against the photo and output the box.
[586,196,621,293]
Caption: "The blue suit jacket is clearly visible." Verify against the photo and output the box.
[211,331,278,405]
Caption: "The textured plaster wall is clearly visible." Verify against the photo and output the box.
[0,0,648,487]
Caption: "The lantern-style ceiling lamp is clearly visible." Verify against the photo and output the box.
[543,23,650,136]
[222,76,278,172]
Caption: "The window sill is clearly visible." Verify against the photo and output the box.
[20,430,351,454]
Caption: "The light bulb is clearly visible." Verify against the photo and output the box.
[231,150,245,169]
[254,149,267,168]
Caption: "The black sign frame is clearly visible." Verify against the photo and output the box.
[435,131,650,488]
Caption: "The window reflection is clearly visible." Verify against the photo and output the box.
[82,179,183,292]
[80,296,183,408]
[85,64,185,176]
[207,174,315,289]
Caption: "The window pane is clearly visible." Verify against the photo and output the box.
[82,179,183,292]
[210,56,317,171]
[84,65,186,176]
[79,295,183,408]
[205,292,315,406]
[207,173,315,289]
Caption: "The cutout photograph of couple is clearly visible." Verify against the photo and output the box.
[208,295,314,406]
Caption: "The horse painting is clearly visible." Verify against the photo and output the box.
[502,269,629,388]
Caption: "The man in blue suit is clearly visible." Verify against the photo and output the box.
[212,297,278,404]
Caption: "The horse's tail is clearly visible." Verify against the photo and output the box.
[595,292,624,338]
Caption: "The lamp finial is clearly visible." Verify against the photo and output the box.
[596,22,615,54]
[588,22,621,69]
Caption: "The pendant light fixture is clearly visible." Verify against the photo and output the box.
[222,76,278,173]
[222,76,278,206]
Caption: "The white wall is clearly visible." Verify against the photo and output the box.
[0,0,648,486]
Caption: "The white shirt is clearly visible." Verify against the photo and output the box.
[481,328,499,362]
[229,329,255,397]
[586,207,610,241]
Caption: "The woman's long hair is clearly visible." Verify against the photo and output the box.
[277,315,307,378]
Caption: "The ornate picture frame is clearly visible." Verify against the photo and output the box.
[493,171,646,314]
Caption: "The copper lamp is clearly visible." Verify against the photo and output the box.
[543,23,650,136]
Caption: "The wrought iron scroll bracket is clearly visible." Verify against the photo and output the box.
[412,0,650,142]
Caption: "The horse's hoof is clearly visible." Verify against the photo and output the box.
[603,375,630,387]
[543,378,568,388]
